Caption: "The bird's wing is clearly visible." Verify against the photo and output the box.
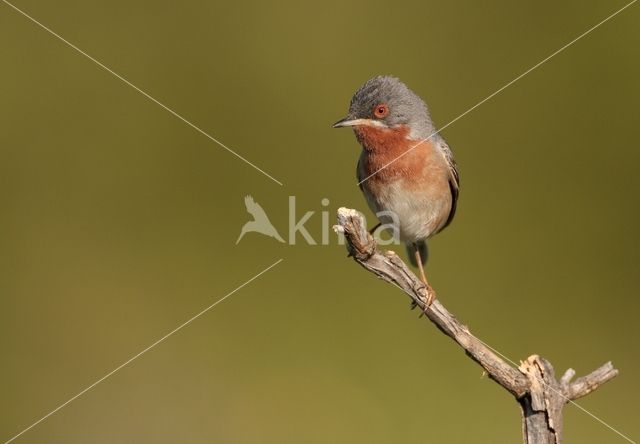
[356,156,364,191]
[244,195,270,221]
[437,138,459,232]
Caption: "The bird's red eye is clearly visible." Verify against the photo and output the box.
[373,103,389,119]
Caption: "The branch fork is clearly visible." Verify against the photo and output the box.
[334,207,618,444]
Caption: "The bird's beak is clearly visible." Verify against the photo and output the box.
[332,117,375,128]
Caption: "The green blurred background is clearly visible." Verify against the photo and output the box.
[1,1,638,442]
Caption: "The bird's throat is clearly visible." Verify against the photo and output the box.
[354,124,412,153]
[355,124,436,183]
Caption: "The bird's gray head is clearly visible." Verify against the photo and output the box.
[332,76,434,139]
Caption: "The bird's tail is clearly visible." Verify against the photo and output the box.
[406,241,429,267]
[235,227,247,245]
[272,231,285,243]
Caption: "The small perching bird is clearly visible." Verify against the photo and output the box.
[333,76,459,305]
[236,195,285,244]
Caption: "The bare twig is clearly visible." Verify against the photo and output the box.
[334,207,619,444]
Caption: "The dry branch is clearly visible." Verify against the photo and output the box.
[334,207,618,444]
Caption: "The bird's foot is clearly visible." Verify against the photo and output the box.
[412,282,436,317]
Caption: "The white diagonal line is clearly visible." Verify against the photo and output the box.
[2,0,283,186]
[2,258,284,444]
[388,276,636,443]
[475,337,636,443]
[358,0,638,185]
[420,296,635,443]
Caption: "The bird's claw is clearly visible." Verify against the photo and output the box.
[416,284,436,318]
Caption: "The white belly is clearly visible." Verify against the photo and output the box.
[363,181,449,242]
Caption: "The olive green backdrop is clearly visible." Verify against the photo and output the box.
[1,1,638,443]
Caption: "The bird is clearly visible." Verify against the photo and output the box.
[333,75,459,306]
[236,195,285,244]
